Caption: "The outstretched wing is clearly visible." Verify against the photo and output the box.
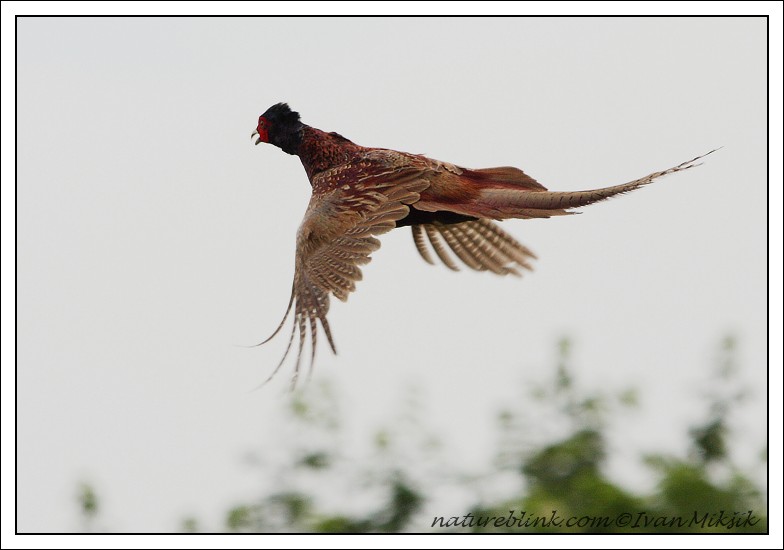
[411,219,536,276]
[259,160,431,387]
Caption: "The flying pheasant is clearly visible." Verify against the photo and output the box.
[251,102,712,385]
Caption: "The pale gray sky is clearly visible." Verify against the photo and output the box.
[13,16,771,533]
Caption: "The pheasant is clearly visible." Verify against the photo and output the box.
[251,102,712,385]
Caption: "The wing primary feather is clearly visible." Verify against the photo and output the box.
[412,225,435,265]
[463,223,524,275]
[256,318,297,389]
[292,306,307,390]
[440,225,485,271]
[473,220,537,268]
[453,223,518,275]
[424,225,460,271]
[307,309,318,384]
[307,278,337,355]
[253,282,296,347]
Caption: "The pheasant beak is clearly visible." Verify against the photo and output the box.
[251,130,262,145]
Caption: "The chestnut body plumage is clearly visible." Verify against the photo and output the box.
[251,102,711,385]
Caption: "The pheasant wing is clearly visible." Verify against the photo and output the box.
[412,219,537,276]
[260,162,430,386]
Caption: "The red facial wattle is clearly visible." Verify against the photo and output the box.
[253,116,270,144]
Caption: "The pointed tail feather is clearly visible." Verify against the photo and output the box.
[477,150,717,219]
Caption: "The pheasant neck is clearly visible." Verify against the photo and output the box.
[297,126,363,181]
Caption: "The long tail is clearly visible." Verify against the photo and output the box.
[458,150,718,220]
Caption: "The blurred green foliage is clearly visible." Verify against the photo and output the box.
[469,335,766,533]
[78,335,767,533]
[77,483,98,519]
